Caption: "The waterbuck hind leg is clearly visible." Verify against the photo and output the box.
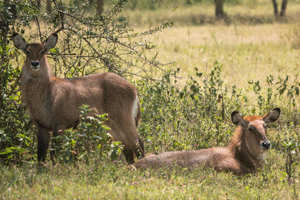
[37,127,51,162]
[123,139,145,165]
[123,148,135,164]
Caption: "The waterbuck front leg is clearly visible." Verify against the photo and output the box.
[37,126,51,162]
[123,137,145,164]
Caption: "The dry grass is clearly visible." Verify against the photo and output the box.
[120,0,300,89]
[121,0,300,27]
[133,23,300,88]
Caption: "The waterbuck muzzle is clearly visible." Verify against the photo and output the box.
[30,60,40,71]
[260,140,271,150]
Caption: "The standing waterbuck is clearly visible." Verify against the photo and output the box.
[12,33,145,164]
[131,108,281,175]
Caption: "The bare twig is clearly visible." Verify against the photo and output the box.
[35,17,43,43]
[51,1,65,35]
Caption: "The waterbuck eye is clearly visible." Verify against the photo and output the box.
[40,50,45,55]
[25,49,31,55]
[249,126,255,132]
[264,124,268,128]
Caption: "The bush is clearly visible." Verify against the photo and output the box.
[54,105,122,165]
[0,0,38,164]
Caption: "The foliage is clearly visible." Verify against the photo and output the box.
[282,137,299,186]
[0,0,37,163]
[137,65,229,153]
[138,62,265,154]
[54,105,122,164]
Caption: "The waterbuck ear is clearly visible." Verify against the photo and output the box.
[231,111,245,127]
[12,33,27,52]
[43,33,58,53]
[263,107,281,123]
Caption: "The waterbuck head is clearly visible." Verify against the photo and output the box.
[231,108,281,157]
[12,33,58,75]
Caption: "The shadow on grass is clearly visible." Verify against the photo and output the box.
[159,12,300,26]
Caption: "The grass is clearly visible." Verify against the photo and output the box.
[0,150,298,199]
[120,0,300,92]
[0,151,298,199]
[131,23,300,113]
[120,0,300,27]
[2,0,300,199]
[133,23,299,80]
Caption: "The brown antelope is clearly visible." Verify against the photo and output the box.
[12,32,144,164]
[130,108,281,175]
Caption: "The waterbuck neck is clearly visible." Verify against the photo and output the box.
[20,50,54,125]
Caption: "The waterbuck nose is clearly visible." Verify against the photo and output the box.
[30,61,40,69]
[261,141,271,150]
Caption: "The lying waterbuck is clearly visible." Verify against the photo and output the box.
[12,33,144,164]
[130,108,280,175]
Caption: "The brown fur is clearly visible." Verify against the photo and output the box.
[12,33,144,164]
[130,108,281,175]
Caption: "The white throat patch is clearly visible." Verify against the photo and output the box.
[132,96,139,121]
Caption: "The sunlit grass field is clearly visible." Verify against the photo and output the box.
[133,23,300,84]
[2,0,300,199]
[110,0,300,90]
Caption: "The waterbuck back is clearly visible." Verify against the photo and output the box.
[131,108,280,175]
[12,33,145,164]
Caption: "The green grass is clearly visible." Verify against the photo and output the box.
[0,150,298,199]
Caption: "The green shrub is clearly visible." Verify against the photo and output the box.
[54,105,122,165]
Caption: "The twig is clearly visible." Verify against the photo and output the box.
[51,1,65,35]
[35,17,43,43]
